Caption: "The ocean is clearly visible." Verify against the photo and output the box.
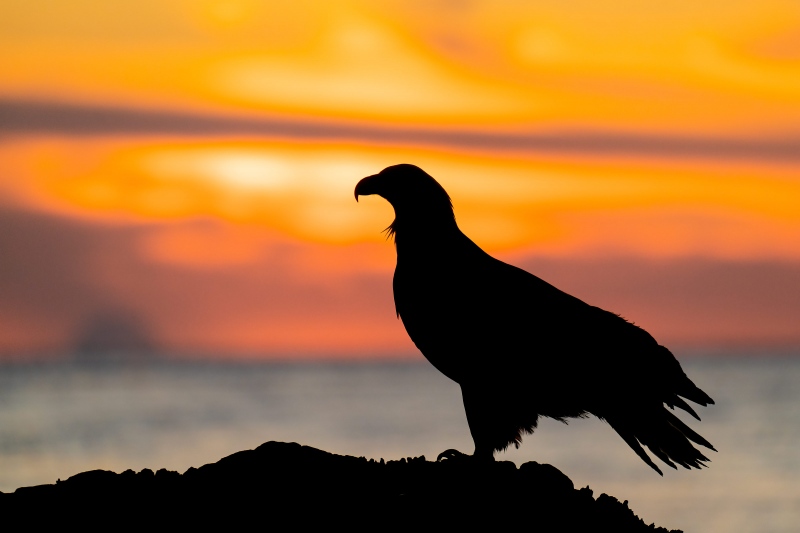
[0,356,797,532]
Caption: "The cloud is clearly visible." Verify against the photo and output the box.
[0,206,408,357]
[2,98,799,164]
[0,205,798,358]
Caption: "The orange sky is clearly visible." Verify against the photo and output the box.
[1,1,799,358]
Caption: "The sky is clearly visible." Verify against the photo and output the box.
[1,0,799,359]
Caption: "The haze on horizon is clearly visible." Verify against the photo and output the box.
[1,0,799,359]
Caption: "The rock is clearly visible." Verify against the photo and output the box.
[0,441,682,531]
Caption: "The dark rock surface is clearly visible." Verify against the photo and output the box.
[1,441,681,531]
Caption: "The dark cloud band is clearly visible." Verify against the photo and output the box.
[2,98,799,164]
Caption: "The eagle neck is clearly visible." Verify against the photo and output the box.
[391,214,460,258]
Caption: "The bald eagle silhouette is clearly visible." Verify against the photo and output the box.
[355,164,715,474]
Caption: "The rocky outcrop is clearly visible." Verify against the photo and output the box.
[1,441,680,531]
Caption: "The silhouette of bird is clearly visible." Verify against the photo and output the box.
[355,164,715,475]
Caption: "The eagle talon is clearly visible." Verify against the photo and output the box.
[436,449,468,462]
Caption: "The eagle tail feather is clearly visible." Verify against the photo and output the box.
[663,409,716,452]
[607,407,714,473]
[667,395,700,420]
[607,419,663,476]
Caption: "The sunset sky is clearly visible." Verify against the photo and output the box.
[1,0,799,358]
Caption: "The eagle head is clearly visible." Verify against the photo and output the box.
[355,164,455,238]
[354,164,452,215]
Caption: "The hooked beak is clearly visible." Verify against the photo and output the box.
[354,174,379,202]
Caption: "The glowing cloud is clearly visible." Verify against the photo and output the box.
[209,14,540,122]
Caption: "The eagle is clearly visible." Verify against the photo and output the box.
[354,163,715,475]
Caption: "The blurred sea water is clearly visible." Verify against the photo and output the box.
[0,356,797,532]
